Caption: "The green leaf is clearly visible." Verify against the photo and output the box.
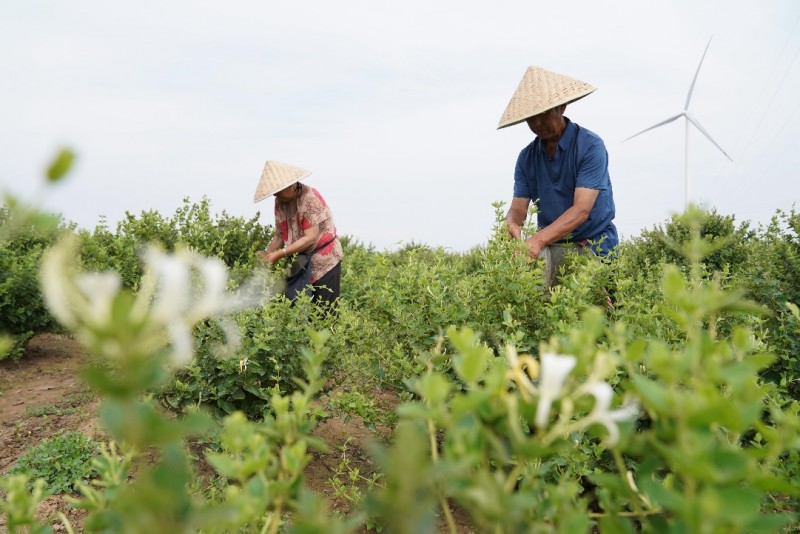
[396,402,432,420]
[713,486,760,525]
[744,512,797,533]
[596,514,635,534]
[46,148,75,182]
[418,372,452,406]
[662,266,686,297]
[623,338,647,363]
[448,328,490,384]
[630,375,670,413]
[205,452,237,479]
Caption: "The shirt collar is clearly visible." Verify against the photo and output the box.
[556,117,576,152]
[536,116,576,155]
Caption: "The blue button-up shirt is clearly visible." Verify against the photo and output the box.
[513,118,618,256]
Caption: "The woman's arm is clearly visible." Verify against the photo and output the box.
[256,234,284,264]
[264,224,322,265]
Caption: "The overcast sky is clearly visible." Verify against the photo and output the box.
[2,1,799,251]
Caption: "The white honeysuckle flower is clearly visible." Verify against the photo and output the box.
[585,351,614,384]
[217,316,242,359]
[140,247,243,365]
[76,272,121,326]
[40,239,79,328]
[535,353,577,428]
[41,239,267,367]
[505,345,539,401]
[146,248,191,323]
[191,256,232,319]
[579,381,639,445]
[166,318,194,366]
[131,268,157,323]
[144,247,261,365]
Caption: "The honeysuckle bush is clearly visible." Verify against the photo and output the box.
[740,207,800,397]
[622,206,755,275]
[161,200,608,418]
[330,201,600,382]
[162,295,334,418]
[2,190,272,363]
[3,205,800,533]
[0,149,75,361]
[78,196,273,291]
[160,203,800,445]
[366,265,800,532]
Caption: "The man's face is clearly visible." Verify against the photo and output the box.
[525,105,566,141]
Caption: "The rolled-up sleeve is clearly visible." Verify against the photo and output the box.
[575,137,608,191]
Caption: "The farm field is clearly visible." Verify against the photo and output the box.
[2,198,800,532]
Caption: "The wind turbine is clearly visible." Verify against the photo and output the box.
[624,37,733,209]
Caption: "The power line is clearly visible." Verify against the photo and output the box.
[734,13,800,169]
[707,12,800,196]
[759,96,800,183]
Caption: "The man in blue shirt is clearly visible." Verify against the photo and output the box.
[498,66,618,287]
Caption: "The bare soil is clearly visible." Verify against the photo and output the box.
[0,333,472,532]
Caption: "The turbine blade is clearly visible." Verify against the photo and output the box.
[685,113,733,162]
[685,37,713,110]
[623,113,684,142]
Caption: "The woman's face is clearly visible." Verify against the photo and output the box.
[275,183,300,202]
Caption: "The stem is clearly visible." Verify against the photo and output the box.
[265,501,283,534]
[588,510,663,518]
[612,450,643,517]
[428,418,439,462]
[439,495,458,534]
[427,417,457,534]
[503,464,523,494]
[57,512,76,534]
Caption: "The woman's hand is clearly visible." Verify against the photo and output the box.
[265,250,286,265]
[255,250,285,265]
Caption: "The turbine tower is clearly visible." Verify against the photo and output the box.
[624,37,733,209]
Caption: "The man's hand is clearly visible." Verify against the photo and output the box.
[524,234,545,260]
[507,221,522,240]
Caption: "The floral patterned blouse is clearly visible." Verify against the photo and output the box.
[274,184,343,283]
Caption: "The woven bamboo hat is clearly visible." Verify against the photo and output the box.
[497,66,596,129]
[253,160,312,203]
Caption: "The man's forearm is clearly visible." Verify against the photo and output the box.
[506,208,526,227]
[532,205,590,247]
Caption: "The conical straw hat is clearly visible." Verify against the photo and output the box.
[253,160,312,203]
[497,66,596,129]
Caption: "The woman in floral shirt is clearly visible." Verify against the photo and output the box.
[254,160,343,306]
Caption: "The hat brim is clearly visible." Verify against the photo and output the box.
[253,160,313,203]
[496,89,596,130]
[253,172,311,203]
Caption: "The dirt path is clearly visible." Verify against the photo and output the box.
[0,334,98,473]
[0,333,98,530]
